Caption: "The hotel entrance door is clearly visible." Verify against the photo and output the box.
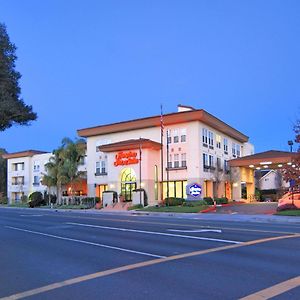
[122,182,137,201]
[120,168,137,201]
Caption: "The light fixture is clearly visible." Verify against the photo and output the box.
[292,164,296,168]
[249,165,254,168]
[260,161,272,165]
[256,167,261,170]
[278,164,283,168]
[109,184,115,188]
[287,162,292,166]
[233,182,238,187]
[263,165,268,168]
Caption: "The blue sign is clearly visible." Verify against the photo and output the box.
[189,183,202,197]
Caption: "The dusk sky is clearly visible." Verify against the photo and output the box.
[1,0,299,154]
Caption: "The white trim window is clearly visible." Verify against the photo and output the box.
[168,154,172,168]
[203,153,209,171]
[33,161,40,172]
[209,155,214,169]
[174,154,179,168]
[236,144,241,157]
[173,129,179,143]
[224,138,228,154]
[202,128,208,145]
[180,128,186,143]
[208,131,214,148]
[167,129,172,144]
[181,153,187,167]
[95,160,107,175]
[216,134,221,149]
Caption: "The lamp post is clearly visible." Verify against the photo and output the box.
[139,137,142,206]
[288,140,293,152]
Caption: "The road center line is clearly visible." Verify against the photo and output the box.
[67,222,240,244]
[240,275,300,299]
[2,233,300,300]
[5,226,165,259]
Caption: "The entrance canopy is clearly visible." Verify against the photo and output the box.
[229,150,298,170]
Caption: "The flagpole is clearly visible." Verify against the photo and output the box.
[160,105,164,204]
[166,129,170,204]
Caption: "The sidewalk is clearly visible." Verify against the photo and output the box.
[2,205,300,224]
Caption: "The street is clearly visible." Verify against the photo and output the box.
[0,207,299,299]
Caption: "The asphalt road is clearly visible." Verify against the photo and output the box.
[0,208,300,300]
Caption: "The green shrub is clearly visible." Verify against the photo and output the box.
[214,197,229,205]
[183,200,207,207]
[21,195,28,204]
[164,197,185,206]
[203,197,214,205]
[28,192,45,208]
[0,197,8,204]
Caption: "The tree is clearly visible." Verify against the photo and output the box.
[281,120,300,188]
[42,138,86,204]
[0,23,37,131]
[0,148,7,197]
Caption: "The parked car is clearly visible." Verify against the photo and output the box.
[277,191,300,211]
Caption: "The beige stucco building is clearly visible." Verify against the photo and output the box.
[78,105,254,204]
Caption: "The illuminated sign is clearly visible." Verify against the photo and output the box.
[189,183,202,197]
[114,151,139,166]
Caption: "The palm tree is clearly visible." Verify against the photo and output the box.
[60,137,86,199]
[42,138,86,204]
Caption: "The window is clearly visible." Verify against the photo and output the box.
[232,142,236,156]
[224,138,228,153]
[13,162,24,171]
[217,157,222,170]
[33,161,40,172]
[236,144,241,157]
[101,161,106,173]
[167,129,172,144]
[33,176,40,186]
[224,160,230,173]
[203,153,209,171]
[96,159,107,175]
[181,153,187,167]
[208,131,214,148]
[167,154,172,168]
[180,128,186,142]
[96,162,101,174]
[162,180,187,199]
[173,129,179,143]
[209,155,214,169]
[174,154,179,168]
[202,128,208,145]
[216,134,221,149]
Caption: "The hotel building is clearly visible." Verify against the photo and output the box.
[77,105,254,204]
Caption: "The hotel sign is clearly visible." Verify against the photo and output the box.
[189,183,202,197]
[114,151,139,166]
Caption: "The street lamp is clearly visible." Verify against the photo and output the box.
[288,140,294,152]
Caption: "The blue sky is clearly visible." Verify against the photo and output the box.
[0,0,299,153]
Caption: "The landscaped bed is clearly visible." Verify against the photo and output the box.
[275,210,300,216]
[136,204,209,213]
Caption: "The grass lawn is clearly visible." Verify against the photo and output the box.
[137,205,209,213]
[275,210,300,216]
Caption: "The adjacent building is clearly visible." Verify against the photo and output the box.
[3,150,52,203]
[77,105,254,204]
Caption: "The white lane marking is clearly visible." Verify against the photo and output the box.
[67,222,241,244]
[168,229,222,233]
[5,226,165,259]
[20,214,43,217]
